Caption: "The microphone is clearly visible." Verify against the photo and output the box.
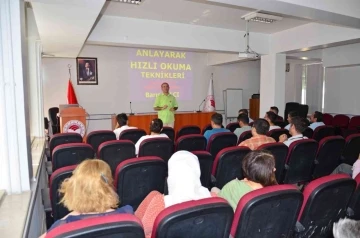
[129,102,134,115]
[197,98,206,113]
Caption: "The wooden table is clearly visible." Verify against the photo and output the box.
[111,112,214,134]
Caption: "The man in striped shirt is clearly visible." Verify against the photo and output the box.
[239,119,275,150]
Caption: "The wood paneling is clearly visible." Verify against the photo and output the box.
[249,99,260,120]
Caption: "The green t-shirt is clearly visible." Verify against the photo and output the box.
[153,93,178,124]
[219,179,253,211]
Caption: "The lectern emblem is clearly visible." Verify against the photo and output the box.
[63,120,86,137]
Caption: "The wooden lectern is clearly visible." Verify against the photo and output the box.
[59,107,87,138]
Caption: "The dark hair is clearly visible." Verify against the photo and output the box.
[253,119,270,135]
[116,113,128,127]
[291,116,308,133]
[237,113,249,125]
[242,150,277,187]
[239,109,249,115]
[270,106,279,115]
[150,118,163,133]
[211,113,223,126]
[265,111,277,124]
[313,111,323,122]
[288,111,299,118]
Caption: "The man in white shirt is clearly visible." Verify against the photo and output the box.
[233,114,252,140]
[113,113,137,139]
[279,117,308,147]
[135,118,168,155]
[265,111,281,131]
[309,111,325,130]
[238,109,253,123]
[284,111,299,130]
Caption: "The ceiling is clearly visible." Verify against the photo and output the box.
[101,0,310,34]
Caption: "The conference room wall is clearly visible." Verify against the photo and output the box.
[324,65,360,115]
[42,45,260,132]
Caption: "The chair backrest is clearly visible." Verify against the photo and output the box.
[297,174,356,237]
[226,122,240,133]
[49,165,76,221]
[46,214,145,238]
[97,140,136,175]
[348,115,360,130]
[138,138,174,163]
[333,114,350,128]
[52,143,94,172]
[312,136,345,179]
[302,127,313,139]
[119,129,146,144]
[49,133,83,160]
[176,125,201,140]
[206,132,237,157]
[323,113,333,126]
[192,151,213,187]
[348,174,360,220]
[231,185,303,238]
[114,157,166,210]
[266,129,290,142]
[175,135,206,152]
[257,143,288,183]
[312,125,335,142]
[282,139,318,184]
[212,146,251,189]
[151,197,233,238]
[237,130,252,145]
[86,130,116,153]
[202,124,212,135]
[342,134,360,165]
[48,107,60,134]
[161,127,175,142]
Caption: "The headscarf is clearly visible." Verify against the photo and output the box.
[164,150,211,207]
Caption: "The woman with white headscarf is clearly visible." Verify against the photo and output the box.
[135,150,212,238]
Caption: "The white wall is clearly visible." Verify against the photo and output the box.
[43,45,260,131]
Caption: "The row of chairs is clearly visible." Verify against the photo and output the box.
[46,174,360,238]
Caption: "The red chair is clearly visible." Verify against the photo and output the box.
[267,129,290,142]
[342,134,360,165]
[161,127,175,142]
[151,197,233,238]
[302,127,313,139]
[46,214,145,238]
[282,139,318,184]
[138,138,173,163]
[231,185,302,238]
[348,174,360,220]
[86,130,116,153]
[52,143,94,172]
[192,151,213,187]
[343,116,360,137]
[323,113,333,126]
[258,143,288,183]
[226,122,240,133]
[296,174,356,238]
[333,114,350,128]
[202,124,212,135]
[114,157,166,210]
[312,125,335,142]
[119,129,146,144]
[97,140,135,174]
[48,133,83,161]
[175,135,206,152]
[206,132,237,157]
[312,136,345,179]
[211,146,251,189]
[237,130,252,145]
[176,125,201,140]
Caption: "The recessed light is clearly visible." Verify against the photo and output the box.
[241,12,282,24]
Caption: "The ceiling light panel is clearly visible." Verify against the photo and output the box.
[109,0,144,5]
[241,12,283,24]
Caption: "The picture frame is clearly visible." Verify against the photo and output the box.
[76,57,98,85]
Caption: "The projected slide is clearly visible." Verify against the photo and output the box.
[129,49,193,102]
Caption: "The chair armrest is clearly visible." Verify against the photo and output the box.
[347,207,355,217]
[41,188,52,212]
[46,161,52,175]
[285,164,290,170]
[294,221,305,233]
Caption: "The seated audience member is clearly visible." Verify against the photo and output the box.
[239,119,276,150]
[234,114,251,140]
[135,151,213,238]
[284,111,299,130]
[264,111,281,131]
[213,150,277,210]
[270,106,279,115]
[309,111,325,130]
[40,159,133,237]
[332,154,360,179]
[239,108,253,123]
[333,218,360,238]
[203,113,230,142]
[135,118,168,155]
[113,113,137,139]
[279,117,308,147]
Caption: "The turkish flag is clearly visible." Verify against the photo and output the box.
[67,79,78,104]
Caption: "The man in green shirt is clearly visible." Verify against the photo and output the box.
[153,82,178,128]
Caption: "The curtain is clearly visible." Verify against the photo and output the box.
[306,64,324,113]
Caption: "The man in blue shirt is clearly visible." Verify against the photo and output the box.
[204,113,230,142]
